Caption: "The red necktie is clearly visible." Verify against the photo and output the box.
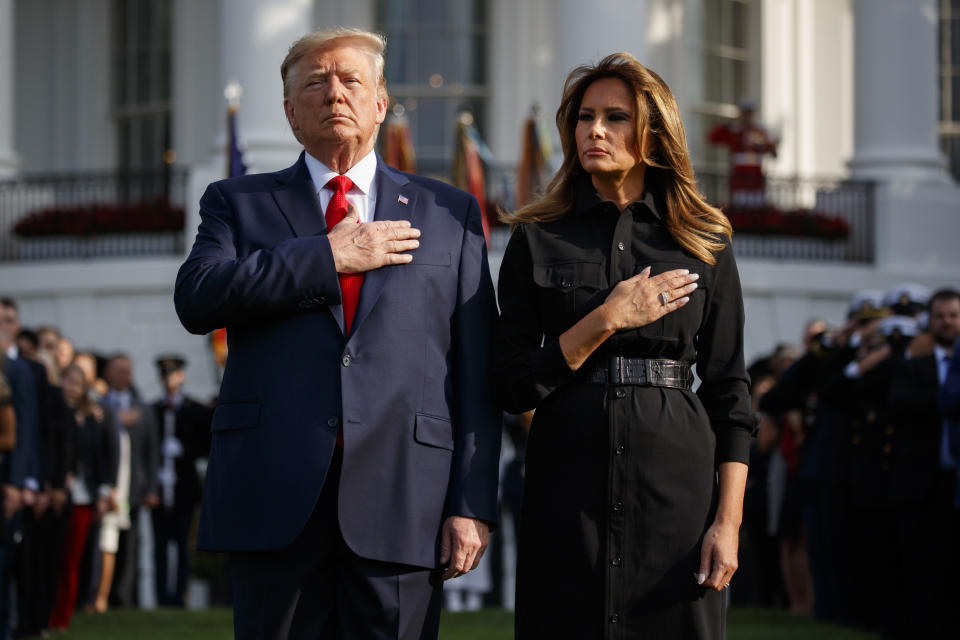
[324,175,363,334]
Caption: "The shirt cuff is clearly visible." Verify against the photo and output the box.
[844,360,860,379]
[715,423,754,465]
[23,477,39,492]
[541,338,577,384]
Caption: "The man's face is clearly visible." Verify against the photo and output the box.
[38,329,59,355]
[104,357,133,392]
[283,45,387,157]
[16,336,37,361]
[0,305,18,349]
[929,297,960,347]
[55,337,75,371]
[164,369,186,394]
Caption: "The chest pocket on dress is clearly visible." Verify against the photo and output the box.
[532,260,603,318]
[635,261,707,344]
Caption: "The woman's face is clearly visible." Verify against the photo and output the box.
[62,368,85,407]
[575,77,643,178]
[74,354,96,385]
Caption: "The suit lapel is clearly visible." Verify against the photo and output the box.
[351,159,416,337]
[270,152,346,334]
[271,153,327,237]
[926,353,940,387]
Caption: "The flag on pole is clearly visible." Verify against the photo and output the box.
[212,82,247,379]
[453,108,495,247]
[383,104,417,173]
[516,103,553,209]
[225,82,248,179]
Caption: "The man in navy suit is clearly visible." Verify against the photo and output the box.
[887,288,960,639]
[174,27,500,639]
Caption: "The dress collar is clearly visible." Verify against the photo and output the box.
[571,175,662,220]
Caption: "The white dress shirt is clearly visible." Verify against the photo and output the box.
[304,149,379,223]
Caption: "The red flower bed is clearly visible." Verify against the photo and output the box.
[13,198,185,237]
[724,205,850,239]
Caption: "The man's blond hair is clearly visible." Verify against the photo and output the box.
[281,28,387,100]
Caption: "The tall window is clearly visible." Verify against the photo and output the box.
[376,0,488,176]
[939,0,960,181]
[693,0,754,173]
[113,0,172,173]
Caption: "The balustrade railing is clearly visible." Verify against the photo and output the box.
[0,168,187,262]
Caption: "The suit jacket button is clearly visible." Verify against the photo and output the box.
[327,416,339,428]
[298,300,311,309]
[342,354,352,367]
[317,296,326,304]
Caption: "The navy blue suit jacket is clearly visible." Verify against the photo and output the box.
[174,153,500,569]
[939,346,960,458]
[888,354,945,504]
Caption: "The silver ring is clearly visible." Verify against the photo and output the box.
[723,583,730,589]
[658,292,669,306]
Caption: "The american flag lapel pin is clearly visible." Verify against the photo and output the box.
[398,195,408,206]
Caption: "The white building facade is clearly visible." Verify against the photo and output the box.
[1,0,958,400]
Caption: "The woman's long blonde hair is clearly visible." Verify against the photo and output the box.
[502,52,731,265]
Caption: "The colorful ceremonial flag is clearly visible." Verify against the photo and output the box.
[210,327,228,370]
[516,104,553,209]
[383,105,417,173]
[453,109,495,246]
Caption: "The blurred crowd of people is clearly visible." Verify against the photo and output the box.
[733,283,960,640]
[0,297,212,638]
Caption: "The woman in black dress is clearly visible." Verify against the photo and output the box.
[495,53,755,639]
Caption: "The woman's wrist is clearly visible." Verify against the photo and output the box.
[596,303,620,334]
[711,514,741,530]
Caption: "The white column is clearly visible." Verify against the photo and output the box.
[0,0,20,176]
[488,0,558,165]
[848,0,949,183]
[218,0,314,172]
[555,0,649,91]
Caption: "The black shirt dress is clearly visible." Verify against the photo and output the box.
[494,180,755,640]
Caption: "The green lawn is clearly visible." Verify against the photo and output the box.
[61,606,879,639]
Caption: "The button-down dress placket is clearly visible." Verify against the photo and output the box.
[606,204,634,632]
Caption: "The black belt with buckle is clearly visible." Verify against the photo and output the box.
[585,356,693,390]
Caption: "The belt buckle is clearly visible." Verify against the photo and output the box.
[647,359,664,386]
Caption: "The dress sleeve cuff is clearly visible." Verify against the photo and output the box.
[715,423,754,465]
[541,338,577,385]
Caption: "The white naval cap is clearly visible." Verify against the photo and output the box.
[882,282,931,316]
[848,289,888,320]
[879,314,920,339]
